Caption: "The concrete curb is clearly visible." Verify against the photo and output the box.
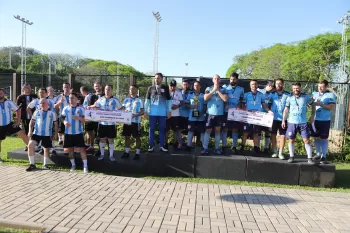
[0,218,45,232]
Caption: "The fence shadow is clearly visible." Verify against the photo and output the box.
[220,194,296,205]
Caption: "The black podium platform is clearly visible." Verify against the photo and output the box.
[7,146,335,187]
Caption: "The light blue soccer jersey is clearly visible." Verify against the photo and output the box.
[28,98,54,111]
[145,85,172,117]
[180,90,191,118]
[123,97,144,124]
[32,110,57,136]
[186,93,206,121]
[83,93,93,108]
[0,100,19,126]
[285,94,314,124]
[47,95,58,104]
[225,85,244,112]
[243,92,265,112]
[205,86,226,116]
[312,91,336,121]
[62,105,85,135]
[95,96,122,125]
[269,91,291,120]
[57,94,70,116]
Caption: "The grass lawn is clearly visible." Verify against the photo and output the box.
[0,227,41,233]
[1,137,350,192]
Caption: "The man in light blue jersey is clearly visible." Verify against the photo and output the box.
[89,85,122,161]
[282,82,316,164]
[62,92,88,173]
[312,80,336,164]
[269,78,290,160]
[202,74,228,155]
[121,85,144,160]
[0,88,29,163]
[222,72,244,154]
[47,86,58,104]
[144,73,172,152]
[26,98,58,171]
[185,81,207,150]
[257,81,274,154]
[54,82,71,147]
[179,79,191,144]
[241,80,273,154]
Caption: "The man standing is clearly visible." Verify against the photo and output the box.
[16,84,38,151]
[144,73,172,152]
[180,79,191,143]
[121,85,144,160]
[241,80,273,154]
[165,80,183,149]
[46,86,58,104]
[89,85,122,161]
[269,78,290,159]
[62,92,88,173]
[312,80,336,164]
[222,72,244,153]
[54,82,71,146]
[202,74,228,155]
[0,88,29,162]
[26,98,58,171]
[282,82,315,164]
[84,81,104,155]
[185,81,206,150]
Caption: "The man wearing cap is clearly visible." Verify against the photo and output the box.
[165,80,183,149]
[144,73,172,152]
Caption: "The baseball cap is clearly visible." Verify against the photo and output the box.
[170,80,177,86]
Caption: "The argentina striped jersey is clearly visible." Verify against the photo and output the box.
[62,105,85,134]
[28,98,54,111]
[57,94,70,116]
[32,110,57,136]
[95,96,122,125]
[83,93,93,108]
[122,97,144,123]
[0,100,19,126]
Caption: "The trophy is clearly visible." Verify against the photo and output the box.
[192,96,200,118]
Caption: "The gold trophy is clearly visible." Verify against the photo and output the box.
[192,96,200,117]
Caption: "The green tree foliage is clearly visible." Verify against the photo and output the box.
[226,33,349,82]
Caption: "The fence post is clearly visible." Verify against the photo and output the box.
[12,73,17,101]
[68,73,75,90]
[129,74,135,86]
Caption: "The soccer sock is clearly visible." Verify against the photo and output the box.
[203,132,210,150]
[321,140,329,158]
[314,138,321,156]
[99,142,106,156]
[43,156,48,165]
[83,159,88,168]
[187,131,194,147]
[109,143,114,157]
[51,141,55,151]
[136,149,140,154]
[176,131,182,145]
[70,159,75,166]
[125,147,130,153]
[264,137,270,149]
[278,148,283,156]
[58,135,62,142]
[288,142,295,158]
[273,148,278,153]
[28,155,35,165]
[232,132,238,147]
[221,131,227,147]
[305,143,312,159]
[215,132,220,150]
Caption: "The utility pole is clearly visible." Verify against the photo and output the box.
[152,11,162,75]
[13,15,33,85]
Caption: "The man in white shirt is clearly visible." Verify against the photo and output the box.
[165,80,183,149]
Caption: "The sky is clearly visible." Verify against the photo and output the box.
[0,0,348,77]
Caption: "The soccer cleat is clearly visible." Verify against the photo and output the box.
[133,154,140,160]
[97,155,104,161]
[41,165,49,170]
[26,164,37,171]
[83,167,89,173]
[320,157,328,164]
[109,156,116,162]
[70,165,76,172]
[121,152,129,159]
[271,153,278,158]
[214,149,223,155]
[288,157,295,163]
[308,158,315,165]
[278,154,285,160]
[160,147,168,152]
[148,146,154,152]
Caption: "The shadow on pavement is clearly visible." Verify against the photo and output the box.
[220,193,296,205]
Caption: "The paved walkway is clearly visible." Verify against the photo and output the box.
[0,166,350,233]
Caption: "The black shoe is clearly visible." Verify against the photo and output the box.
[26,164,37,171]
[160,146,168,152]
[254,146,260,154]
[288,157,295,163]
[121,152,129,159]
[59,141,63,146]
[320,157,328,164]
[39,149,44,155]
[133,154,140,160]
[24,146,28,151]
[50,150,57,156]
[41,165,49,170]
[164,144,169,150]
[231,147,237,154]
[263,148,269,154]
[308,158,315,165]
[148,146,154,152]
[94,151,101,157]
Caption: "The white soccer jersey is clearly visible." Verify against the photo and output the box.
[32,110,57,136]
[170,90,183,117]
[0,100,19,126]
